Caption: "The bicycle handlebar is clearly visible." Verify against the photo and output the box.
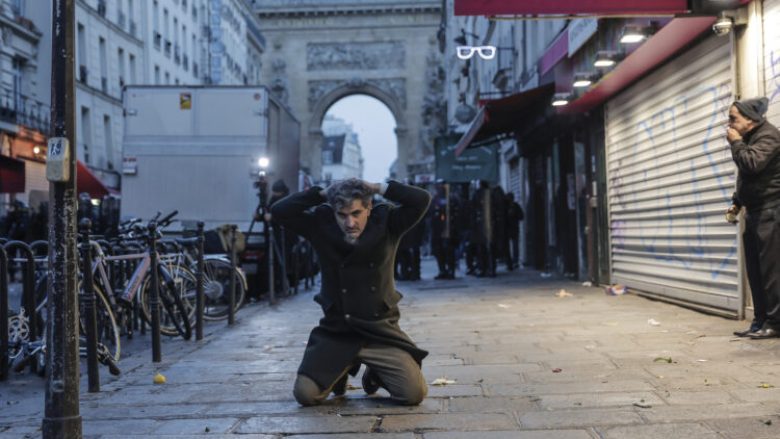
[158,210,179,227]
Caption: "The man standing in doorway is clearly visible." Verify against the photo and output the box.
[726,97,780,339]
[271,178,431,405]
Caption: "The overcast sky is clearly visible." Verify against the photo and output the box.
[324,94,397,183]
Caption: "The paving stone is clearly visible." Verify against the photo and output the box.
[446,396,537,413]
[518,409,643,429]
[707,416,780,439]
[484,380,654,397]
[379,413,518,432]
[148,417,240,435]
[536,391,663,410]
[639,403,777,423]
[599,422,721,439]
[235,415,380,434]
[423,430,593,439]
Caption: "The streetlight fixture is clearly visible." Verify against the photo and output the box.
[573,72,598,88]
[594,50,622,68]
[620,24,651,44]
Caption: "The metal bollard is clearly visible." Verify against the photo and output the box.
[148,221,162,362]
[228,225,237,326]
[0,246,8,381]
[196,222,205,340]
[79,219,100,392]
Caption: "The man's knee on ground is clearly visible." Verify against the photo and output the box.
[393,382,427,405]
[293,374,324,406]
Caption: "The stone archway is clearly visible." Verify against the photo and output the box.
[254,1,443,182]
[308,81,408,180]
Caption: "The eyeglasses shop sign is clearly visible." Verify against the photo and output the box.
[435,137,498,183]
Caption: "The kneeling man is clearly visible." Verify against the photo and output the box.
[271,178,431,405]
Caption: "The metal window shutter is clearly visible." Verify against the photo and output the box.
[605,35,739,314]
[765,0,780,124]
[19,159,49,207]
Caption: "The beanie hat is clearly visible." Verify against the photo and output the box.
[733,97,769,123]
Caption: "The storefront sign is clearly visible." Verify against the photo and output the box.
[435,135,498,183]
[568,19,598,57]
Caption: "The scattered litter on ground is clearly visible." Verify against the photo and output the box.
[204,427,210,433]
[605,284,626,295]
[653,357,673,363]
[647,319,661,326]
[763,420,773,426]
[582,281,593,287]
[540,272,552,278]
[153,373,166,384]
[758,383,775,389]
[556,289,573,298]
[633,401,653,409]
[431,377,457,386]
[498,303,511,309]
[552,368,562,373]
[696,359,709,362]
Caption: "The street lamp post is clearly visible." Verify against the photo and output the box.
[43,1,82,437]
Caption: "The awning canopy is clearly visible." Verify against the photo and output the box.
[77,160,115,199]
[455,0,689,16]
[454,83,555,156]
[453,0,750,16]
[0,155,25,193]
[559,16,716,114]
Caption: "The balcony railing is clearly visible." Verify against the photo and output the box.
[0,88,52,136]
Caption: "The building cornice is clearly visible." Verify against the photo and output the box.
[256,6,441,19]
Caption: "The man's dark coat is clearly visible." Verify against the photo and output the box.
[270,181,432,389]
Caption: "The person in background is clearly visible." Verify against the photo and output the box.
[726,97,780,339]
[504,192,524,270]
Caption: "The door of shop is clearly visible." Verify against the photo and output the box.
[605,35,739,314]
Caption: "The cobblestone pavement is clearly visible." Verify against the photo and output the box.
[2,260,780,438]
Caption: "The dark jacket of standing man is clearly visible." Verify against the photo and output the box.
[271,179,431,405]
[727,97,780,339]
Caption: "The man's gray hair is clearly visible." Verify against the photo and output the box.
[326,178,373,211]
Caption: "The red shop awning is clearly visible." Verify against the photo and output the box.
[454,0,751,16]
[559,16,716,114]
[454,83,555,156]
[77,160,115,199]
[0,155,25,193]
[455,0,689,16]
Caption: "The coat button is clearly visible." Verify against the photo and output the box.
[341,263,346,268]
[369,263,375,268]
[345,314,351,319]
[341,288,347,294]
[370,286,376,291]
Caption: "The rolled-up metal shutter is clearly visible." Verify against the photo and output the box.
[19,158,49,208]
[765,0,780,125]
[605,35,739,314]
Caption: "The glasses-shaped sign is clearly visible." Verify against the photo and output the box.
[456,45,496,60]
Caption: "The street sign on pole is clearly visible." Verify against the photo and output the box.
[43,1,82,437]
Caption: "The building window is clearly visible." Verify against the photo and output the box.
[323,150,334,165]
[77,23,87,83]
[129,54,137,84]
[154,65,160,84]
[99,37,107,93]
[104,115,113,169]
[81,106,92,164]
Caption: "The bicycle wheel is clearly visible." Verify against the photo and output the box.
[198,258,246,321]
[139,270,193,339]
[79,282,121,362]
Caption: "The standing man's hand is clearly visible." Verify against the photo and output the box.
[726,127,742,144]
[725,204,741,224]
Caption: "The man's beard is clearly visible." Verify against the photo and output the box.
[343,233,358,244]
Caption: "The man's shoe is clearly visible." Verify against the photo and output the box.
[332,373,348,396]
[748,325,780,339]
[734,321,764,337]
[362,367,382,395]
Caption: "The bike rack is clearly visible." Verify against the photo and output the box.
[3,241,38,369]
[80,219,101,392]
[1,245,8,381]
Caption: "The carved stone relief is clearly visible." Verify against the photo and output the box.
[306,41,405,71]
[269,59,290,104]
[308,78,406,110]
[418,50,446,157]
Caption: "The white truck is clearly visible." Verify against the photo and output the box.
[120,86,300,231]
